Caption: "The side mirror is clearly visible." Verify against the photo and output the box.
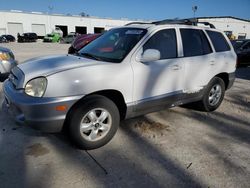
[139,49,160,63]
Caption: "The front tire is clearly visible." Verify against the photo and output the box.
[199,77,225,112]
[69,95,120,150]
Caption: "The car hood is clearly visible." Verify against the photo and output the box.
[18,54,101,84]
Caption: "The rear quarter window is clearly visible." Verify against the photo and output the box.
[206,30,231,52]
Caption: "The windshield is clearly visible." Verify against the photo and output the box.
[78,28,147,63]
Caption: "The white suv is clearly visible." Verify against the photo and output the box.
[3,19,236,149]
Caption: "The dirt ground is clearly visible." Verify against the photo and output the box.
[0,42,249,188]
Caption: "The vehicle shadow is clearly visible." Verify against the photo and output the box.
[49,116,206,188]
[167,107,250,187]
[0,113,53,188]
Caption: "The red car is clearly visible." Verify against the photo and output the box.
[68,34,101,54]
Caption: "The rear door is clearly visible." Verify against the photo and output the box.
[180,28,214,93]
[206,30,234,71]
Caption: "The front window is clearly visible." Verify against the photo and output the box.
[78,28,147,63]
[143,29,177,59]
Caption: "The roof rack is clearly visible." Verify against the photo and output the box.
[125,22,151,26]
[126,18,216,28]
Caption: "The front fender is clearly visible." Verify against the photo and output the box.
[44,62,133,103]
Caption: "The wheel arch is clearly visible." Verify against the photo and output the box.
[214,72,229,90]
[65,89,127,125]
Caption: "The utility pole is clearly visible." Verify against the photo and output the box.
[192,5,198,18]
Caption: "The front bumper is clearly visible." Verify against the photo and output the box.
[2,80,83,132]
[43,38,52,42]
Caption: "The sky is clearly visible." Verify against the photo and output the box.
[0,0,249,20]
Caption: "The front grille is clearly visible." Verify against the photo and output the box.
[9,67,24,89]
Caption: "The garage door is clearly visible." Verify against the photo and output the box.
[32,24,46,36]
[7,23,23,37]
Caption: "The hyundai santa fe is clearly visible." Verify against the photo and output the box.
[2,19,236,149]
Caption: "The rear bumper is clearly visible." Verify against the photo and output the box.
[2,80,83,132]
[227,72,235,90]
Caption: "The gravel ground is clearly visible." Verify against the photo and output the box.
[0,42,249,188]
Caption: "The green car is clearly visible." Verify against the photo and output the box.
[43,33,61,43]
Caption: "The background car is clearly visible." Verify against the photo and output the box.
[17,33,38,42]
[0,36,8,43]
[0,47,17,82]
[60,32,78,44]
[43,33,61,42]
[68,34,101,54]
[1,35,16,42]
[231,39,250,67]
[53,27,63,37]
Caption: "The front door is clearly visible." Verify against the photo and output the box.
[131,28,184,111]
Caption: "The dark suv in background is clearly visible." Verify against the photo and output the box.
[231,39,250,67]
[18,33,38,42]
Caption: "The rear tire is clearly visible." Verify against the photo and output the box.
[198,77,225,112]
[68,95,120,150]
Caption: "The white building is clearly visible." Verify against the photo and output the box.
[0,10,133,38]
[198,16,250,39]
[0,10,249,39]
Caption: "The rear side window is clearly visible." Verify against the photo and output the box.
[180,29,212,57]
[143,29,177,59]
[206,30,231,52]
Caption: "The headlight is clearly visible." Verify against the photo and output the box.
[25,77,47,97]
[0,52,11,61]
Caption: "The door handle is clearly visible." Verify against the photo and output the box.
[172,65,180,70]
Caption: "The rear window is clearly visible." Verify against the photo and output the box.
[206,30,231,52]
[180,29,212,57]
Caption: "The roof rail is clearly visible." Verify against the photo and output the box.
[125,18,216,28]
[153,18,216,28]
[152,18,197,25]
[196,21,216,29]
[125,22,151,26]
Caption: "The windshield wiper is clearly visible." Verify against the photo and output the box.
[80,52,101,61]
